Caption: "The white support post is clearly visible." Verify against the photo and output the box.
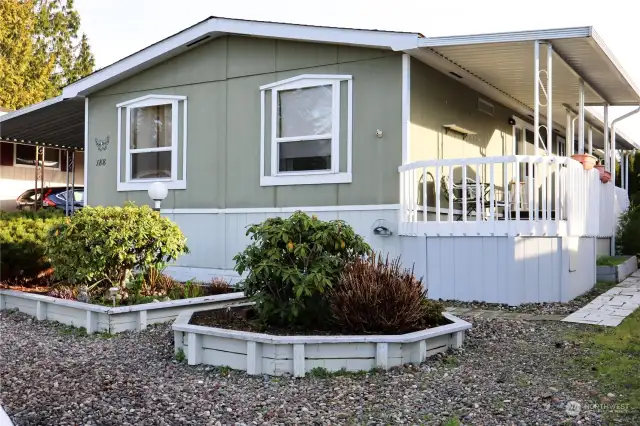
[565,110,572,157]
[0,293,4,311]
[376,342,389,370]
[546,43,553,154]
[450,331,464,349]
[86,311,96,334]
[187,332,202,365]
[534,41,541,156]
[138,310,147,331]
[36,301,46,321]
[246,341,262,375]
[174,331,184,355]
[293,344,305,378]
[578,79,585,154]
[588,126,593,156]
[604,105,609,170]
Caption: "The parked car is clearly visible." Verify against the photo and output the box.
[16,187,84,213]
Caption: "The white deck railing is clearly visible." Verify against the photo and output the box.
[398,155,602,237]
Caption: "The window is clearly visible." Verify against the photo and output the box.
[14,144,61,169]
[116,94,187,191]
[260,74,352,186]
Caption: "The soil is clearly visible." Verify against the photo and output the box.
[189,306,450,336]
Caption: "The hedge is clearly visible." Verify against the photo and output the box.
[0,210,64,281]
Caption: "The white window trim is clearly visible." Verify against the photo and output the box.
[260,74,352,187]
[116,94,187,191]
[13,143,62,171]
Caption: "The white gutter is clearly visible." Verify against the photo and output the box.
[610,105,640,255]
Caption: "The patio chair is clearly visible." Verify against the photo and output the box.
[440,175,490,221]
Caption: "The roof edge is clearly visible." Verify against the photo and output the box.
[418,26,592,47]
[62,17,421,97]
[589,29,640,103]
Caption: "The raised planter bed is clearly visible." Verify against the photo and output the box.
[596,256,638,283]
[172,308,472,377]
[0,289,247,334]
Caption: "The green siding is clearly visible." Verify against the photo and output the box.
[409,57,515,163]
[87,36,403,208]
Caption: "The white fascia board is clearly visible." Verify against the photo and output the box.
[259,74,352,90]
[589,29,640,103]
[0,95,64,123]
[116,94,187,108]
[418,26,592,47]
[62,17,420,97]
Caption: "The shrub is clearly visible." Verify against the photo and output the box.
[234,211,371,326]
[0,210,64,281]
[616,204,640,258]
[328,254,445,334]
[46,204,188,288]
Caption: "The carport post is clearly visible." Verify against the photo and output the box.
[65,149,71,216]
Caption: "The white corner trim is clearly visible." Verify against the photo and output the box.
[160,204,401,214]
[117,180,186,192]
[116,94,187,108]
[260,172,352,186]
[259,74,352,90]
[401,53,411,164]
[84,97,89,206]
[347,78,353,174]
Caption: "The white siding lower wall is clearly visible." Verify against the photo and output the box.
[163,208,402,271]
[422,236,596,305]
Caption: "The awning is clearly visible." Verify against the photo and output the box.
[0,96,84,150]
[408,27,640,150]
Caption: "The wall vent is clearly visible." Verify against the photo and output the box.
[478,98,494,116]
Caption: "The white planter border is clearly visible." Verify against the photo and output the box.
[0,289,247,334]
[173,309,472,377]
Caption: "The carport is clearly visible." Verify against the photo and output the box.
[0,96,85,214]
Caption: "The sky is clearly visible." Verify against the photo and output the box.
[75,0,640,141]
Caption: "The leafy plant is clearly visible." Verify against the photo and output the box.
[0,210,63,281]
[328,254,446,334]
[616,204,640,259]
[175,348,186,362]
[234,211,371,326]
[46,203,188,289]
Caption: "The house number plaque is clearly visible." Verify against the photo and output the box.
[95,136,109,167]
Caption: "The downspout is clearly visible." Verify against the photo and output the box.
[610,105,640,255]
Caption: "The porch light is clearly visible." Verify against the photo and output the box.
[148,182,168,211]
[109,287,119,307]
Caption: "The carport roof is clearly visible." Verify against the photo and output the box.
[0,96,84,150]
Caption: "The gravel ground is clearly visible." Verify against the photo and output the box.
[441,281,618,316]
[0,309,630,425]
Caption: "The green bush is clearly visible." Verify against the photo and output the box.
[0,210,64,281]
[616,204,640,259]
[234,211,371,326]
[46,204,188,288]
[328,254,445,334]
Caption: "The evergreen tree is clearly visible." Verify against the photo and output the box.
[0,0,95,109]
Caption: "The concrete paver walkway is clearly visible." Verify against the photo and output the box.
[563,271,640,327]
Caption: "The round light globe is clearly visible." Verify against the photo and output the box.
[148,182,169,201]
